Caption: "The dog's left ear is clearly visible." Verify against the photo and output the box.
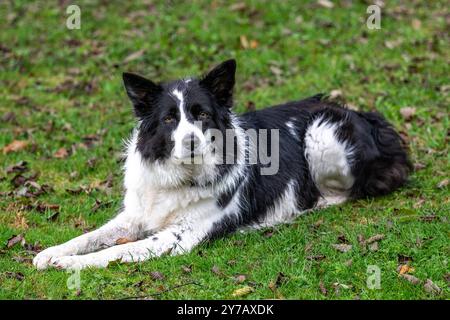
[200,59,236,108]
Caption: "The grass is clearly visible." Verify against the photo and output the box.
[0,0,449,300]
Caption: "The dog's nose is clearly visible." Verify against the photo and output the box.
[182,133,201,152]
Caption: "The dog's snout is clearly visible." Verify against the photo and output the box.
[182,133,201,151]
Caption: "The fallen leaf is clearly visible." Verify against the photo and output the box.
[123,49,146,64]
[231,286,254,297]
[332,243,352,253]
[317,0,334,8]
[181,265,192,273]
[413,162,426,171]
[366,234,385,244]
[399,107,416,120]
[4,271,25,281]
[53,147,69,159]
[150,271,165,281]
[398,264,415,275]
[306,254,326,261]
[3,140,28,154]
[423,279,441,295]
[234,274,247,283]
[368,242,379,252]
[400,274,421,285]
[6,234,24,248]
[116,237,134,245]
[329,89,342,99]
[436,178,449,189]
[6,161,28,174]
[240,35,249,49]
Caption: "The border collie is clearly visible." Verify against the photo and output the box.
[34,59,411,270]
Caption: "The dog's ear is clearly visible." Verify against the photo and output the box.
[123,72,162,117]
[200,59,236,108]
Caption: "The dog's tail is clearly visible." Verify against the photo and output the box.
[349,111,412,198]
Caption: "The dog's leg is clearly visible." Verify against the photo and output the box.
[33,212,141,270]
[50,200,223,270]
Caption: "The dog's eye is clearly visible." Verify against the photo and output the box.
[198,111,210,120]
[164,115,174,124]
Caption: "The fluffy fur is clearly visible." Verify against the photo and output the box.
[33,60,411,270]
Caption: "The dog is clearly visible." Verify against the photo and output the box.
[33,59,411,270]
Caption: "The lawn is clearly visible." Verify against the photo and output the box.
[0,0,448,300]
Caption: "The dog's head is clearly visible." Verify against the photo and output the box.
[123,59,236,164]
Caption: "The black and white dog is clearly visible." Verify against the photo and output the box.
[34,59,411,270]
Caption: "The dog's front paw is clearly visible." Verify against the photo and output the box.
[51,255,109,270]
[33,246,69,270]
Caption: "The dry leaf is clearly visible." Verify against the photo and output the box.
[240,35,249,49]
[330,89,342,99]
[249,40,259,49]
[7,234,24,248]
[150,271,165,281]
[317,0,334,8]
[366,234,385,244]
[332,243,352,253]
[400,274,420,285]
[54,147,69,159]
[398,264,415,275]
[424,279,441,294]
[231,286,254,297]
[399,107,416,120]
[234,274,247,283]
[123,49,146,64]
[436,178,449,189]
[368,242,379,252]
[3,140,28,154]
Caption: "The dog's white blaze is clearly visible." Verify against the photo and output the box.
[304,117,354,197]
[171,88,205,159]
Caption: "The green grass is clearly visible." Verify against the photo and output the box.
[0,0,449,300]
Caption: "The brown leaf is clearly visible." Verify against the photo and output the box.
[306,254,326,261]
[6,234,24,248]
[366,234,385,244]
[398,264,415,275]
[53,147,69,159]
[115,237,134,245]
[436,178,449,189]
[231,286,254,297]
[413,162,426,171]
[6,161,28,174]
[400,274,421,285]
[181,265,192,273]
[240,35,249,49]
[368,242,379,252]
[123,49,146,64]
[150,271,165,281]
[234,274,247,283]
[3,140,28,154]
[4,271,25,281]
[399,107,416,120]
[317,0,334,8]
[423,279,441,294]
[332,243,352,253]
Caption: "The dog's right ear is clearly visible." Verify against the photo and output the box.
[123,72,162,117]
